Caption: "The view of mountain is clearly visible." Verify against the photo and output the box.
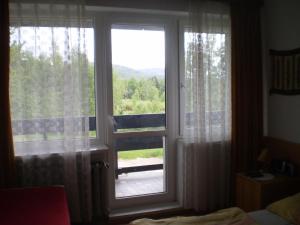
[113,65,164,79]
[140,68,165,77]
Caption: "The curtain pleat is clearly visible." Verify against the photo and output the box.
[0,0,16,188]
[231,1,263,174]
[9,1,92,222]
[180,1,232,212]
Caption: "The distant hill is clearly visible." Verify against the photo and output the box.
[113,65,164,79]
[140,68,164,77]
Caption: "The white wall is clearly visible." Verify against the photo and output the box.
[263,0,300,143]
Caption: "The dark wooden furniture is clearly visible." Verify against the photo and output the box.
[264,136,300,171]
[236,173,300,212]
[236,137,300,212]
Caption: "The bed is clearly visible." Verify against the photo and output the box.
[249,210,293,225]
[130,205,299,225]
[130,137,300,225]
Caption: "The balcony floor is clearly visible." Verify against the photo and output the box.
[115,170,164,198]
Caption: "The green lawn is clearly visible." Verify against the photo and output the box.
[118,148,163,160]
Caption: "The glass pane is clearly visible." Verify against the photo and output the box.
[115,137,165,198]
[111,26,166,132]
[9,26,96,141]
[184,30,227,141]
[184,31,226,111]
[111,25,166,198]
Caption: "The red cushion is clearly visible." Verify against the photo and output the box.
[0,186,70,225]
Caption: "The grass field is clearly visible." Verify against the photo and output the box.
[118,148,163,160]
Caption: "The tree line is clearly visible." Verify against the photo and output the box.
[10,40,165,120]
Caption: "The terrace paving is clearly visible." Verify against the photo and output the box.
[116,158,164,198]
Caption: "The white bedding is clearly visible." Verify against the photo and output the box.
[248,210,293,225]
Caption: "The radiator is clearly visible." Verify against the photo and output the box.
[91,161,109,219]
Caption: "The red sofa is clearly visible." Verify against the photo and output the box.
[0,186,70,225]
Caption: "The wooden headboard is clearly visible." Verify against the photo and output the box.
[263,136,300,174]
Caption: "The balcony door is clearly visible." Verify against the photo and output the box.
[105,15,179,209]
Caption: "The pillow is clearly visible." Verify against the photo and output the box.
[267,192,300,225]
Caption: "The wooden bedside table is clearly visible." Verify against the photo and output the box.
[235,173,300,212]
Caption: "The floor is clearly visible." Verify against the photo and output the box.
[115,168,164,198]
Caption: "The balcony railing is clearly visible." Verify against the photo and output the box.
[12,114,166,176]
[12,111,222,175]
[113,114,165,176]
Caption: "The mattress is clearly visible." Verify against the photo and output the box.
[249,210,293,225]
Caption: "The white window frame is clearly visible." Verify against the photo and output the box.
[93,12,181,209]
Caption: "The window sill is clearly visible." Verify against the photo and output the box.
[90,144,109,152]
[110,201,181,218]
[108,202,195,223]
[14,144,109,159]
[90,144,109,162]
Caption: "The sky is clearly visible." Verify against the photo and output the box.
[111,28,165,70]
[11,27,166,70]
[11,27,95,62]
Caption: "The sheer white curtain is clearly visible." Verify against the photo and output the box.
[180,0,231,212]
[9,0,92,222]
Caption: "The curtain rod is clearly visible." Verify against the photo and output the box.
[86,5,188,16]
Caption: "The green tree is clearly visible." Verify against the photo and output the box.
[10,27,166,121]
